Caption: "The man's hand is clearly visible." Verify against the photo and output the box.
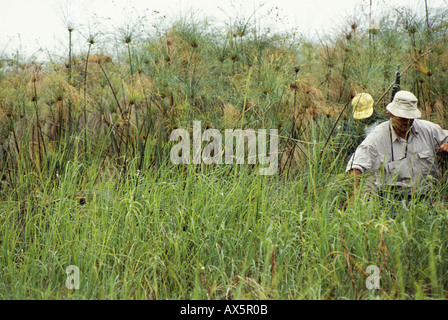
[438,143,448,154]
[343,169,362,208]
[349,169,362,190]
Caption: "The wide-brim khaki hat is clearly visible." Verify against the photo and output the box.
[352,93,374,119]
[386,90,421,119]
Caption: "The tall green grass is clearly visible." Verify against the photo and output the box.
[1,2,448,300]
[1,123,447,299]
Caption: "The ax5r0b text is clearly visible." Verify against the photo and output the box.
[222,304,268,315]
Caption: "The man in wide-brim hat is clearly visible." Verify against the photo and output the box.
[347,90,448,200]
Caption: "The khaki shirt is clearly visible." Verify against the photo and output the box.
[346,119,448,193]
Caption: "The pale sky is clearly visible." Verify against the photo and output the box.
[0,0,446,62]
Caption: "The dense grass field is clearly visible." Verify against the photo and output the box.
[1,1,448,300]
[1,143,447,299]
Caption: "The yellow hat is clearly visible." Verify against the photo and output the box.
[352,93,374,119]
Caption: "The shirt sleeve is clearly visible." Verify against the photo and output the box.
[345,144,375,173]
[432,124,448,147]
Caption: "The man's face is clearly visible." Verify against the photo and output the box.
[390,113,414,135]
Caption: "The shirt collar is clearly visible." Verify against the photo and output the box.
[389,119,418,142]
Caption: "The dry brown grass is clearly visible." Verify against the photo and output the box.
[0,102,7,124]
[222,103,240,128]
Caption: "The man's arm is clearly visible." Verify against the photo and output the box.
[344,168,362,206]
[348,169,362,190]
[431,122,448,153]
